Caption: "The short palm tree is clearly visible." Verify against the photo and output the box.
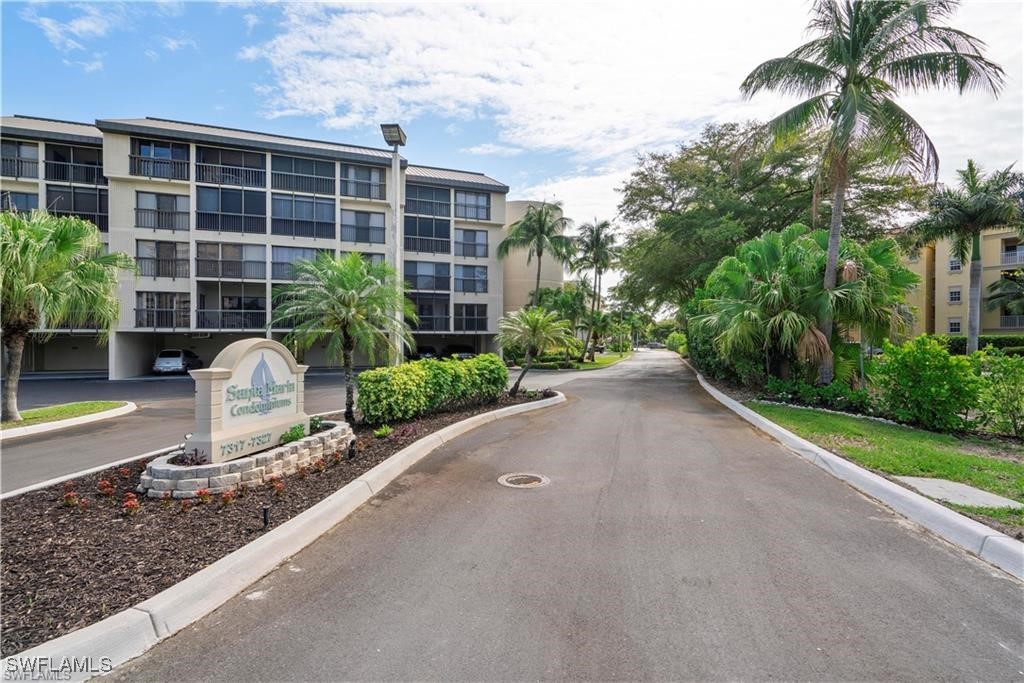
[741,0,1004,382]
[1,211,135,422]
[498,307,574,395]
[914,160,1024,352]
[580,309,614,362]
[574,219,619,360]
[272,252,415,423]
[498,201,575,307]
[987,270,1024,316]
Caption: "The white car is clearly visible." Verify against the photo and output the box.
[152,349,203,374]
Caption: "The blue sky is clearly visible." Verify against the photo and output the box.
[3,1,1022,230]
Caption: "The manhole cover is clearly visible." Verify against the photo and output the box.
[498,473,550,489]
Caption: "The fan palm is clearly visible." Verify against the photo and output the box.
[914,160,1024,352]
[272,252,415,423]
[574,219,619,360]
[497,201,575,307]
[1,211,135,422]
[497,307,574,395]
[741,0,1004,381]
[987,270,1024,316]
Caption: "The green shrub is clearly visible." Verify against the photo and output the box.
[763,377,873,415]
[1001,345,1024,357]
[309,415,324,432]
[665,332,687,355]
[974,348,1024,437]
[420,359,459,411]
[875,336,983,432]
[373,425,393,439]
[941,335,1023,355]
[470,353,509,400]
[279,423,306,444]
[357,362,430,425]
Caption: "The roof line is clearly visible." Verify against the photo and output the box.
[11,114,97,127]
[407,163,491,178]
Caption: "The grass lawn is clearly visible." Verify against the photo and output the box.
[1,401,126,430]
[578,352,632,370]
[746,402,1024,505]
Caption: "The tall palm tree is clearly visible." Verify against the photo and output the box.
[272,252,415,423]
[741,0,1004,382]
[1,211,135,422]
[574,219,619,360]
[914,160,1024,352]
[498,201,575,307]
[497,307,574,395]
[987,270,1024,317]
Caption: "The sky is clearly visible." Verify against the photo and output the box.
[2,0,1022,235]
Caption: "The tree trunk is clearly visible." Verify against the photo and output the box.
[967,231,983,354]
[2,333,25,422]
[509,353,533,395]
[531,250,543,307]
[580,268,600,362]
[818,164,848,385]
[343,343,355,424]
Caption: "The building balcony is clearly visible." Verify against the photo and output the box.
[44,161,106,185]
[413,315,450,332]
[406,275,450,291]
[2,157,38,179]
[406,199,451,217]
[197,212,267,234]
[271,261,300,280]
[340,226,386,245]
[129,155,189,181]
[454,204,491,221]
[454,316,488,332]
[135,208,189,231]
[340,179,386,200]
[52,210,108,232]
[195,163,266,188]
[454,241,488,258]
[196,259,266,280]
[271,172,334,195]
[34,310,103,332]
[455,278,488,293]
[1000,315,1024,330]
[1000,250,1024,266]
[135,308,190,329]
[196,309,267,331]
[138,257,190,279]
[404,236,450,254]
[271,218,334,239]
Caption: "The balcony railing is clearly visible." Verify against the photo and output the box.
[404,236,450,254]
[137,258,190,278]
[196,212,267,234]
[271,262,299,280]
[405,275,450,291]
[135,208,189,231]
[271,172,334,195]
[455,278,488,293]
[135,308,190,329]
[196,259,266,279]
[2,157,38,178]
[454,204,491,221]
[1000,250,1024,266]
[340,226,386,245]
[52,211,108,232]
[454,316,488,332]
[197,309,267,330]
[454,241,488,258]
[272,218,334,239]
[406,199,451,217]
[195,163,266,188]
[340,179,386,200]
[1001,315,1024,329]
[130,155,189,181]
[413,315,450,332]
[44,161,106,185]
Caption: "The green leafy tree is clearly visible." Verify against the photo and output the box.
[497,201,575,307]
[913,160,1024,352]
[741,0,1004,382]
[573,219,619,360]
[1,212,135,422]
[272,252,414,423]
[987,270,1024,316]
[497,307,574,395]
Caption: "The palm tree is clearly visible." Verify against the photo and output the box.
[272,252,415,423]
[498,307,574,395]
[741,0,1004,382]
[987,270,1024,316]
[574,219,619,361]
[914,160,1024,352]
[1,211,135,422]
[581,310,614,362]
[498,201,575,307]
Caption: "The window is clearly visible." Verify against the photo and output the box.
[455,264,488,293]
[948,286,962,304]
[45,144,104,184]
[196,146,265,169]
[271,155,335,194]
[47,186,109,231]
[454,191,490,220]
[1,191,38,212]
[406,184,451,217]
[136,192,189,230]
[196,147,266,187]
[2,140,38,159]
[271,193,335,238]
[341,164,385,200]
[131,138,189,180]
[404,215,451,253]
[454,303,487,331]
[455,228,488,257]
[948,317,962,334]
[136,241,189,278]
[949,257,962,272]
[405,261,450,290]
[1,140,39,178]
[196,186,266,233]
[136,291,190,328]
[410,294,449,331]
[340,209,386,244]
[196,243,265,278]
[272,246,332,279]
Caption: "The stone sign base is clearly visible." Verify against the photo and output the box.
[140,422,355,498]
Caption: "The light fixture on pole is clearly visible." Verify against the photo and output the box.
[380,123,407,366]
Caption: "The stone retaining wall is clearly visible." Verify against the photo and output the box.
[139,422,355,499]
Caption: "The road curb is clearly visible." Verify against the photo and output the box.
[682,359,1024,581]
[0,402,137,442]
[2,392,566,681]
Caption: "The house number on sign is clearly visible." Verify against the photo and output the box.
[220,432,272,459]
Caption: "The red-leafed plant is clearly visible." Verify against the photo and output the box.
[196,488,212,504]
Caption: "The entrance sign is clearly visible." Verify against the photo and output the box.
[185,338,309,463]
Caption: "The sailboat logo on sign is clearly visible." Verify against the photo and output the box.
[250,352,275,415]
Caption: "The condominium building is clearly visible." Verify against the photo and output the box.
[905,228,1024,338]
[501,200,568,313]
[0,115,528,379]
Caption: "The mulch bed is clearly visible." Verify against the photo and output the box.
[0,393,544,655]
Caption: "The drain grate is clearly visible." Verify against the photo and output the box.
[498,473,550,489]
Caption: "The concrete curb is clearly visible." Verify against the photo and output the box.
[0,402,137,442]
[2,393,566,681]
[682,359,1024,580]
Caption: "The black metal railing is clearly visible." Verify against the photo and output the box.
[413,315,450,332]
[405,275,450,291]
[454,315,488,332]
[340,226,386,244]
[52,210,108,232]
[135,308,190,329]
[195,163,266,188]
[454,204,490,221]
[404,236,450,254]
[406,199,450,217]
[137,258,190,278]
[44,160,106,185]
[454,241,488,258]
[130,155,189,180]
[272,218,334,239]
[2,157,38,178]
[196,309,267,330]
[271,172,334,195]
[455,278,488,293]
[35,309,104,331]
[135,208,189,231]
[271,261,299,280]
[196,259,266,279]
[196,212,267,234]
[340,179,386,200]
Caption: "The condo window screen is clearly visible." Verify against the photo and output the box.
[197,187,266,215]
[2,191,38,211]
[136,240,188,259]
[272,155,334,177]
[455,303,487,331]
[406,184,451,216]
[47,186,108,215]
[454,191,490,220]
[272,194,335,222]
[272,245,326,264]
[196,146,265,169]
[341,164,384,198]
[137,192,188,212]
[455,229,488,256]
[948,318,962,334]
[46,144,101,166]
[133,138,188,160]
[404,216,451,239]
[341,210,386,243]
[199,242,264,261]
[2,140,38,159]
[455,265,488,292]
[137,291,189,310]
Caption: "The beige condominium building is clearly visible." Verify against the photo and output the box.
[501,200,568,313]
[905,228,1024,338]
[0,115,557,379]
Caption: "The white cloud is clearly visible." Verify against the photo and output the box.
[62,53,105,74]
[145,49,160,61]
[460,143,523,157]
[161,35,198,52]
[20,3,128,52]
[243,13,260,32]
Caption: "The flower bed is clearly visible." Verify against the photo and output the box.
[0,393,543,656]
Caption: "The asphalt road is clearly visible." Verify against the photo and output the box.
[113,351,1023,681]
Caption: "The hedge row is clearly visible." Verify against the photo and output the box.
[941,335,1023,355]
[357,353,508,425]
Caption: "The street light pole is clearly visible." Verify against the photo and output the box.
[380,124,407,366]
